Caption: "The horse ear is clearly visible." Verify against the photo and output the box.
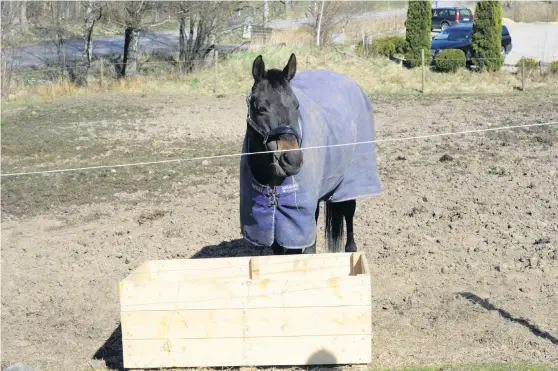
[283,53,297,81]
[252,55,265,82]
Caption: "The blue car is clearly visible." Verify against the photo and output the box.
[430,23,513,62]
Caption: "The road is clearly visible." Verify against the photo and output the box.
[504,23,558,66]
[3,8,557,70]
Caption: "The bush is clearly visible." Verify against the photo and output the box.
[385,35,406,55]
[550,60,558,74]
[404,0,432,68]
[435,49,467,72]
[355,36,400,58]
[372,39,396,58]
[471,1,504,72]
[516,57,539,71]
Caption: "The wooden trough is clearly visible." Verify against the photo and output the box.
[119,252,372,369]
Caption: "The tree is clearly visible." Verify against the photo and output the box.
[471,0,503,72]
[305,1,360,46]
[173,1,249,74]
[75,1,103,87]
[120,1,150,78]
[404,0,432,68]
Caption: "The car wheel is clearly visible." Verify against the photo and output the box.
[441,22,449,30]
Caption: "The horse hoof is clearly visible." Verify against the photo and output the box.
[345,244,357,253]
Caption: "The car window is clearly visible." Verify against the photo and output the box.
[432,10,439,16]
[439,10,447,16]
[460,9,472,16]
[447,29,470,41]
[448,9,456,15]
[433,28,470,41]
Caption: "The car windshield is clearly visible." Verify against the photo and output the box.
[433,28,471,41]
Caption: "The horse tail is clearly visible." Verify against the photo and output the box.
[325,201,344,253]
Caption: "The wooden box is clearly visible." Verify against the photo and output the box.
[119,252,372,369]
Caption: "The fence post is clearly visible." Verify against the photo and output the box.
[521,58,525,91]
[100,57,104,89]
[421,48,425,94]
[213,50,219,94]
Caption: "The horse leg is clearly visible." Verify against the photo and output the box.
[341,199,357,252]
[271,242,285,255]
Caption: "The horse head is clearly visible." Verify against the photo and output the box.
[245,53,303,186]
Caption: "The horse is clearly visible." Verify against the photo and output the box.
[239,53,381,256]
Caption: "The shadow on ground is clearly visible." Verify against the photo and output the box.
[92,238,269,370]
[457,292,558,345]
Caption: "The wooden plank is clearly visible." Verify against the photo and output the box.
[249,257,260,280]
[121,305,371,340]
[350,253,358,276]
[126,254,355,283]
[120,275,371,311]
[358,254,370,275]
[145,253,351,275]
[122,261,152,284]
[123,335,371,369]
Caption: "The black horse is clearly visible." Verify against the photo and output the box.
[239,53,381,256]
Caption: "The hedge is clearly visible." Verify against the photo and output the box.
[471,1,504,72]
[435,49,467,72]
[404,0,432,68]
[550,61,558,74]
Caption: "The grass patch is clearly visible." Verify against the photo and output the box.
[4,44,558,105]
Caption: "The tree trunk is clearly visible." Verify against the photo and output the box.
[263,0,269,26]
[316,0,325,46]
[19,1,27,27]
[76,1,101,87]
[123,26,140,77]
[179,15,187,71]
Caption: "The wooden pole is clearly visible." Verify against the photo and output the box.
[213,50,218,94]
[521,58,525,91]
[100,57,104,89]
[421,48,425,94]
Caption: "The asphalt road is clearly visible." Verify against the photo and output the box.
[503,23,558,66]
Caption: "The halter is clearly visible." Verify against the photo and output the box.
[245,92,302,147]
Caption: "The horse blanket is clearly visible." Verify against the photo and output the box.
[239,69,382,249]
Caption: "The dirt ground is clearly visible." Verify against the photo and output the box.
[1,90,557,371]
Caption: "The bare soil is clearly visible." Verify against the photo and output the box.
[1,90,557,371]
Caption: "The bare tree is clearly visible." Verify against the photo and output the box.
[31,1,79,77]
[75,1,103,86]
[120,1,151,78]
[173,1,249,74]
[305,1,360,46]
[19,1,28,30]
[1,1,18,98]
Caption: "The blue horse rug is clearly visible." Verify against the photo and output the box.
[239,69,382,250]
